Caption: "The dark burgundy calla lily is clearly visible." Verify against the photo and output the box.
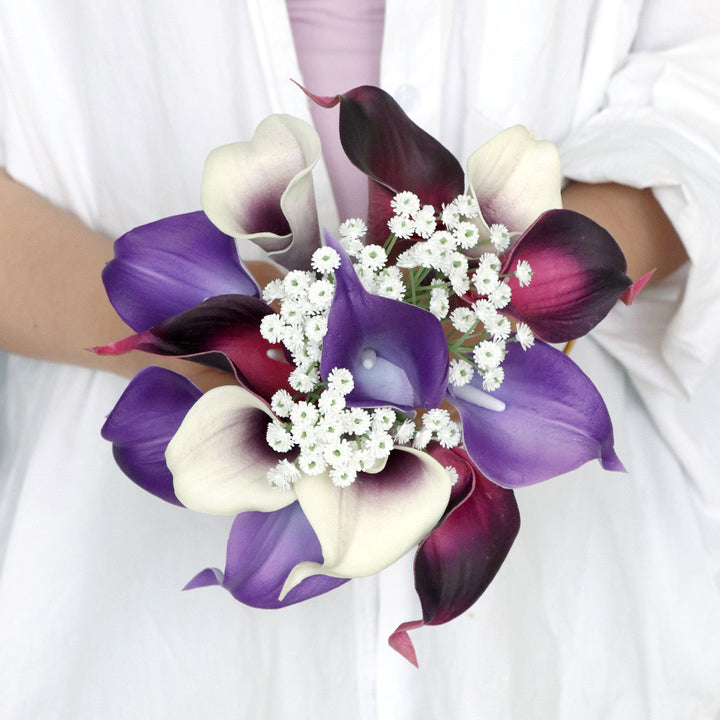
[448,340,625,488]
[498,210,633,342]
[185,503,348,608]
[101,366,202,505]
[320,234,449,411]
[389,445,520,667]
[92,294,293,401]
[102,211,259,332]
[302,84,465,244]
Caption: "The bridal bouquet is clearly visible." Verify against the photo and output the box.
[96,85,646,666]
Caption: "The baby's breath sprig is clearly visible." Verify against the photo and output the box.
[260,191,537,491]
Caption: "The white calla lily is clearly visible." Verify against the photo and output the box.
[466,125,562,239]
[278,447,452,599]
[201,114,322,269]
[166,385,297,514]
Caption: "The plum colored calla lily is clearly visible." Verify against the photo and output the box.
[92,294,293,402]
[449,340,624,488]
[320,234,449,411]
[498,209,633,342]
[390,445,520,667]
[301,84,465,245]
[201,114,323,270]
[102,211,259,332]
[101,366,202,506]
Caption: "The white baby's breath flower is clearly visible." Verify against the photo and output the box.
[422,408,451,431]
[339,218,367,241]
[482,366,505,391]
[267,459,301,491]
[262,279,285,303]
[304,315,328,343]
[489,223,511,252]
[280,298,306,326]
[449,307,476,333]
[454,194,480,218]
[395,247,419,269]
[515,322,535,350]
[473,298,498,325]
[414,204,437,238]
[283,270,312,298]
[259,313,285,343]
[488,281,512,309]
[374,269,406,300]
[486,314,512,341]
[359,244,387,272]
[307,279,334,309]
[372,407,397,431]
[266,421,294,453]
[298,448,327,475]
[444,465,460,486]
[391,191,421,217]
[388,214,416,239]
[344,407,371,435]
[290,401,319,428]
[412,425,433,450]
[270,389,294,418]
[311,246,341,274]
[436,421,461,449]
[454,221,480,250]
[429,287,450,320]
[449,357,474,387]
[473,340,506,371]
[318,389,346,415]
[393,419,416,445]
[515,259,533,287]
[366,429,394,459]
[441,202,462,229]
[327,367,354,395]
[288,368,318,393]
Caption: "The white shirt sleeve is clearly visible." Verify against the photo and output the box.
[559,0,720,395]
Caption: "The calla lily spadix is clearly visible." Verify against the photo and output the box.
[96,81,642,668]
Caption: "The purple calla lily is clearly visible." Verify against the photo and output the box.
[101,366,202,505]
[185,503,348,608]
[103,211,259,332]
[321,234,449,411]
[390,445,520,666]
[448,340,624,488]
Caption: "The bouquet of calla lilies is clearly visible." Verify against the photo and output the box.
[96,86,648,666]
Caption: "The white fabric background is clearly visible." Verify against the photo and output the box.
[1,1,719,718]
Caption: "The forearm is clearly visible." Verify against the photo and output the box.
[0,170,237,390]
[562,181,688,283]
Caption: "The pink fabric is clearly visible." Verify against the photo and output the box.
[287,0,385,220]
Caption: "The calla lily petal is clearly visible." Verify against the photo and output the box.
[414,446,520,624]
[303,85,465,244]
[201,114,322,270]
[389,446,520,666]
[101,366,202,506]
[92,295,293,401]
[466,125,562,238]
[279,447,452,599]
[321,234,448,411]
[166,385,297,514]
[184,503,347,608]
[449,341,624,488]
[500,209,633,342]
[102,211,259,333]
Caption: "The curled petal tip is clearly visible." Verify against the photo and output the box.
[388,621,423,667]
[293,80,340,109]
[183,567,223,591]
[621,269,655,305]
